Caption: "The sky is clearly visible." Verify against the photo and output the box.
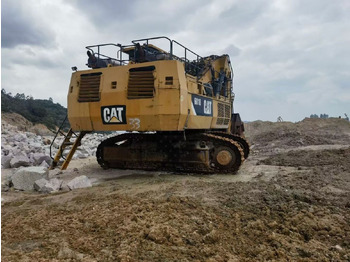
[1,0,350,122]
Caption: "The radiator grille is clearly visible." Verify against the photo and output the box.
[78,73,101,102]
[216,103,231,125]
[128,66,155,99]
[218,103,224,117]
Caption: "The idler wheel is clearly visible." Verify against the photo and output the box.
[212,146,236,170]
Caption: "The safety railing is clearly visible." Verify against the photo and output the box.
[86,43,128,66]
[85,37,208,77]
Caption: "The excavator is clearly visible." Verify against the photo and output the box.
[51,36,249,173]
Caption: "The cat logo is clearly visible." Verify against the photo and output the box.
[101,105,126,124]
[191,94,213,116]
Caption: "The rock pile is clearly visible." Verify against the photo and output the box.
[1,121,116,169]
[3,166,92,193]
[12,166,49,191]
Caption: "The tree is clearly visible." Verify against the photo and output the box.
[1,88,69,130]
[15,93,25,100]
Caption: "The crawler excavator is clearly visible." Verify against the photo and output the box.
[51,37,249,173]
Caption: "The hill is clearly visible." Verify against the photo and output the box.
[245,118,350,150]
[1,89,69,131]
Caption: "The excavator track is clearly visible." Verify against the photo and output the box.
[209,131,250,159]
[96,132,245,174]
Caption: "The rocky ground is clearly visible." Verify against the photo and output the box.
[1,116,350,261]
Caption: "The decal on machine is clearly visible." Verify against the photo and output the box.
[129,118,140,130]
[191,94,213,116]
[101,105,126,124]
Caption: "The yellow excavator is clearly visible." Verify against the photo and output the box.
[51,37,249,173]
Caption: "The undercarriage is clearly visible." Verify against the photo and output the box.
[96,131,249,173]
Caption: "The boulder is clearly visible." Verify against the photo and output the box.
[1,154,13,169]
[67,175,92,190]
[11,146,23,156]
[13,133,27,142]
[35,178,62,193]
[28,152,35,164]
[1,171,13,192]
[10,154,31,168]
[25,132,36,139]
[48,169,63,179]
[60,180,70,191]
[12,166,48,191]
[2,144,13,155]
[29,142,42,149]
[44,178,62,192]
[33,153,52,165]
[34,178,49,191]
[40,160,50,168]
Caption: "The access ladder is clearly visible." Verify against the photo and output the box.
[49,116,87,170]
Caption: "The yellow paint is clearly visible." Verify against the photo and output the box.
[68,56,232,132]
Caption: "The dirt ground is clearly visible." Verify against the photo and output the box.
[2,118,350,261]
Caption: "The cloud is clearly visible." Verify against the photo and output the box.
[222,44,241,57]
[1,0,56,48]
[1,0,350,122]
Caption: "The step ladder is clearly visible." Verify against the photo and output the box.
[49,116,87,170]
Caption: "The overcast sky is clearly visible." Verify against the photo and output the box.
[2,0,350,122]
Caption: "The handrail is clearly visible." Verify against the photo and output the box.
[172,40,204,77]
[83,37,219,78]
[172,40,203,61]
[131,36,173,57]
[85,37,203,67]
[86,43,123,64]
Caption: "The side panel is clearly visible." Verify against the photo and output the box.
[68,59,232,132]
[67,73,93,130]
[186,94,212,129]
[68,60,187,132]
[184,94,231,130]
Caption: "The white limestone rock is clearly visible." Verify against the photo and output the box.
[13,133,27,142]
[35,178,62,193]
[1,154,13,169]
[67,175,92,190]
[33,152,52,166]
[34,178,49,191]
[40,160,50,168]
[10,153,31,168]
[30,142,42,149]
[48,169,63,179]
[12,166,48,191]
[45,178,62,192]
